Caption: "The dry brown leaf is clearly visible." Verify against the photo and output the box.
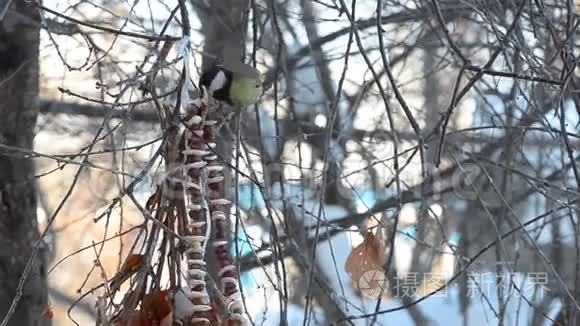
[345,231,386,286]
[143,289,172,321]
[159,313,173,326]
[126,310,149,326]
[225,318,246,326]
[41,304,54,320]
[116,290,173,326]
[120,254,145,274]
[110,254,145,291]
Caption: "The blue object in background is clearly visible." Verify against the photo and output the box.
[237,183,266,210]
[231,225,254,292]
[352,188,376,211]
[400,225,417,241]
[448,232,461,246]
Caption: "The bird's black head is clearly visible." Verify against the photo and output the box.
[198,65,234,105]
[199,65,221,96]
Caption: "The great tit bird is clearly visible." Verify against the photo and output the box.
[199,63,263,107]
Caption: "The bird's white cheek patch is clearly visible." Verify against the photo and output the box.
[209,70,227,95]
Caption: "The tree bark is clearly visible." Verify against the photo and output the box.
[0,2,48,325]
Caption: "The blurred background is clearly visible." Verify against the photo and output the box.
[0,0,579,325]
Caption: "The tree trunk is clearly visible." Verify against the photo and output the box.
[0,2,48,325]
